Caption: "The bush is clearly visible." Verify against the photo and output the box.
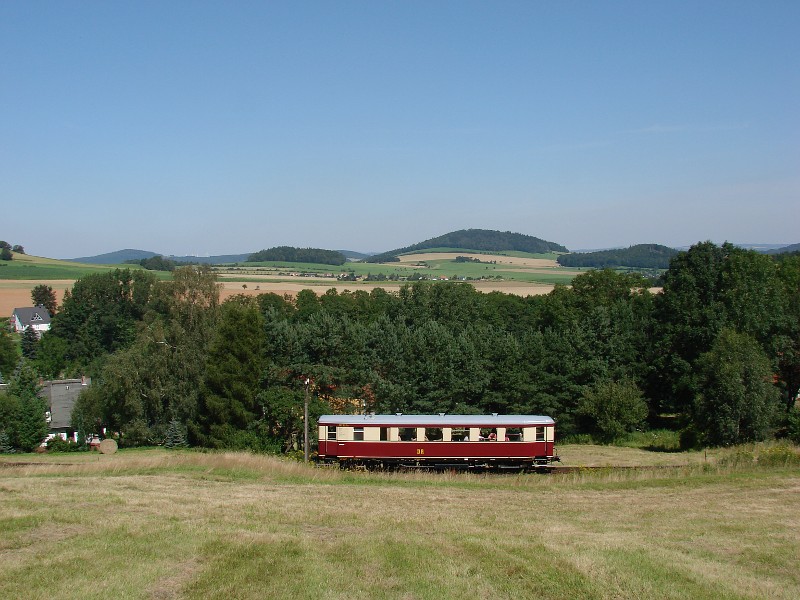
[576,379,648,443]
[616,429,681,451]
[787,409,800,444]
[120,419,157,448]
[718,449,755,467]
[757,444,800,467]
[679,427,701,451]
[46,436,87,452]
[558,433,594,445]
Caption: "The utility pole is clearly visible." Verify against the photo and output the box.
[304,377,310,463]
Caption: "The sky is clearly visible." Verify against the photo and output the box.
[1,1,798,258]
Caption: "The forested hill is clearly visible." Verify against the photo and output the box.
[70,250,251,265]
[366,229,568,263]
[557,244,679,269]
[70,249,159,264]
[767,243,800,255]
[247,246,347,265]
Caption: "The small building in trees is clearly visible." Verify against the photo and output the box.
[11,306,51,335]
[42,377,91,442]
[0,377,91,445]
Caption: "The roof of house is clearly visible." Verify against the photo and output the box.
[12,306,52,327]
[43,379,89,430]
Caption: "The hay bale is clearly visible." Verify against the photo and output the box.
[98,439,118,454]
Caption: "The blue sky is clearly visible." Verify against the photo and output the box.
[2,1,798,258]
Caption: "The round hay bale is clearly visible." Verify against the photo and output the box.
[98,439,118,454]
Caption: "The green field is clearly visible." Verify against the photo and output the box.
[1,445,798,599]
[0,253,155,280]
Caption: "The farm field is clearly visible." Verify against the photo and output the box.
[1,446,798,600]
[0,251,578,315]
[222,251,581,285]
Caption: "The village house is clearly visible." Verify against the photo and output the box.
[0,377,90,443]
[11,305,52,335]
[43,377,91,442]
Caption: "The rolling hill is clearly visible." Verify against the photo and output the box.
[365,229,568,263]
[556,244,678,269]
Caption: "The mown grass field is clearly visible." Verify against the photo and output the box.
[1,445,798,600]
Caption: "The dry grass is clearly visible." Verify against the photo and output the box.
[1,447,799,599]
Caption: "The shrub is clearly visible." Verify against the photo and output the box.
[757,444,800,467]
[679,427,701,451]
[787,409,800,444]
[718,449,755,467]
[576,379,648,443]
[46,436,86,453]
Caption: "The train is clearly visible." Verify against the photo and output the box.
[317,413,559,471]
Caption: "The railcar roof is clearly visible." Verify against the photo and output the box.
[318,414,555,427]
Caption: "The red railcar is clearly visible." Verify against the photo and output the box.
[317,414,558,471]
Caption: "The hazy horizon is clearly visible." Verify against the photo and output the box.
[3,2,798,259]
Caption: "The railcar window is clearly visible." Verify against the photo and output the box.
[354,427,364,441]
[380,427,388,441]
[399,427,415,441]
[327,426,337,441]
[535,427,545,442]
[426,428,443,441]
[453,428,469,441]
[480,428,498,441]
[506,428,522,441]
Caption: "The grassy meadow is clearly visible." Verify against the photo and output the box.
[0,252,136,280]
[1,445,799,600]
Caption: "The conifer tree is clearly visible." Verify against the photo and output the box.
[0,430,13,453]
[21,326,39,360]
[9,361,48,452]
[164,419,188,449]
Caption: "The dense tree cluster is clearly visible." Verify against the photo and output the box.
[557,244,678,269]
[2,242,799,453]
[366,229,568,263]
[124,255,194,271]
[248,247,346,265]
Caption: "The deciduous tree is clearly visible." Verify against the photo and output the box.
[694,329,780,446]
[31,284,57,315]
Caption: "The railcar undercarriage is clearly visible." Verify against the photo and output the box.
[319,456,559,473]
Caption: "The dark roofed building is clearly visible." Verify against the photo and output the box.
[12,306,52,334]
[42,378,90,441]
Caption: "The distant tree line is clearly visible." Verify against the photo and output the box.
[366,229,568,263]
[2,242,799,453]
[124,255,196,272]
[248,247,347,265]
[557,244,679,269]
